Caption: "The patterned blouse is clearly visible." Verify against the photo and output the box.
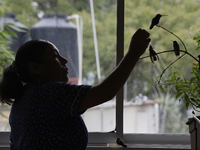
[9,81,91,150]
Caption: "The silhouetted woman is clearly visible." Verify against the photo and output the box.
[0,28,150,150]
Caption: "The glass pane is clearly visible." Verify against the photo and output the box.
[124,0,200,134]
[79,0,117,132]
[0,105,10,131]
[0,0,116,132]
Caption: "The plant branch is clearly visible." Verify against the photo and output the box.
[191,103,200,112]
[139,48,199,83]
[158,53,186,83]
[156,25,188,52]
[140,50,199,62]
[160,81,199,86]
[188,98,199,108]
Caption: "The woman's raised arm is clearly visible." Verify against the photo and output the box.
[80,28,151,112]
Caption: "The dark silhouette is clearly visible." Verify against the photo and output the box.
[173,41,180,56]
[0,29,151,149]
[149,45,159,63]
[149,14,166,30]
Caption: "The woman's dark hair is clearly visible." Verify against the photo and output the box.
[0,39,51,105]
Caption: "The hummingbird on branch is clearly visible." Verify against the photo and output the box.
[149,14,167,30]
[149,45,159,63]
[172,41,180,56]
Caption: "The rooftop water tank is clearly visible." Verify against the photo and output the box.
[30,14,79,83]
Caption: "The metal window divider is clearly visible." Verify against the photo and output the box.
[115,0,126,147]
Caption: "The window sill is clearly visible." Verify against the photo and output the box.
[0,132,191,150]
[87,133,191,150]
[87,147,190,150]
[87,144,190,150]
[0,145,191,150]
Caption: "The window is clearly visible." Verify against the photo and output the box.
[124,0,200,135]
[1,0,199,149]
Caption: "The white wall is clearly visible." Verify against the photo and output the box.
[82,100,160,133]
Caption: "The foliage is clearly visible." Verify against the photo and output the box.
[0,21,26,76]
[0,1,19,131]
[146,14,200,114]
[0,2,15,78]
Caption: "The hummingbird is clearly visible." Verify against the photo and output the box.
[172,41,180,56]
[116,138,127,148]
[149,45,159,63]
[149,14,166,30]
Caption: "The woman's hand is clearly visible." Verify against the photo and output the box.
[128,28,151,58]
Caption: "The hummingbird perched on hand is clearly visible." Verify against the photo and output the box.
[149,14,167,30]
[172,41,180,56]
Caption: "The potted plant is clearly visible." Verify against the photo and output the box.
[142,14,200,150]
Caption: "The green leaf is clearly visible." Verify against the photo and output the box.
[185,100,190,110]
[4,23,14,26]
[175,71,180,75]
[159,85,167,94]
[7,25,26,32]
[171,76,176,80]
[145,86,153,94]
[176,91,183,99]
[183,75,187,82]
[193,36,200,40]
[196,46,200,50]
[0,10,4,16]
[168,72,172,77]
[190,77,196,83]
[184,94,190,110]
[7,29,17,37]
[1,30,11,37]
[147,76,151,84]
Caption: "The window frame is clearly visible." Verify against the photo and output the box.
[87,0,191,149]
[0,0,191,149]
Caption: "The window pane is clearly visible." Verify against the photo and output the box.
[0,105,10,131]
[124,0,200,134]
[0,0,116,132]
[80,0,117,132]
